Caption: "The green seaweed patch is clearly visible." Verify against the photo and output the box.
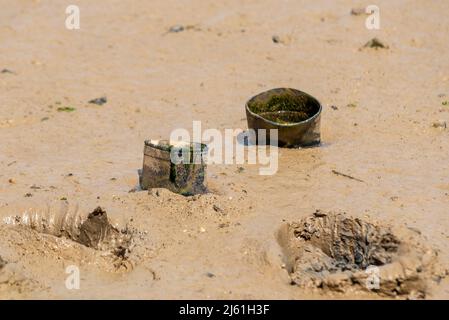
[442,101,448,106]
[248,92,317,124]
[249,93,305,113]
[57,106,76,112]
[259,111,310,124]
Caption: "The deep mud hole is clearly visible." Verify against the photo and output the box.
[2,203,134,271]
[277,211,447,298]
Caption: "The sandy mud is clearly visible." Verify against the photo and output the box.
[1,0,449,299]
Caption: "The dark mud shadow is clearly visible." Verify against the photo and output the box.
[237,130,323,148]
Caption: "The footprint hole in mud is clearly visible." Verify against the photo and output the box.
[277,211,443,298]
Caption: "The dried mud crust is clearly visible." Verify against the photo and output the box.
[2,203,135,271]
[277,211,447,298]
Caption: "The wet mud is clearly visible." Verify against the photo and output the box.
[277,211,447,298]
[2,202,133,263]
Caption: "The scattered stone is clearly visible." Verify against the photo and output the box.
[40,117,49,121]
[350,8,367,16]
[363,38,389,49]
[236,167,244,173]
[330,105,338,110]
[432,120,447,129]
[24,193,33,197]
[442,101,448,106]
[271,34,292,45]
[30,185,41,190]
[8,178,15,184]
[438,93,446,98]
[88,96,107,105]
[60,197,67,201]
[1,68,14,74]
[169,25,184,33]
[205,272,215,278]
[199,227,206,233]
[0,256,6,269]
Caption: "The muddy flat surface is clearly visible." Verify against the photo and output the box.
[0,0,448,299]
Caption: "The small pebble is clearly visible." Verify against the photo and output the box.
[88,97,107,105]
[272,35,281,44]
[350,8,366,16]
[169,25,184,33]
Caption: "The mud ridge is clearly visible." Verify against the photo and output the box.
[2,202,133,263]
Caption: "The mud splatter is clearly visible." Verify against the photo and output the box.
[277,211,447,298]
